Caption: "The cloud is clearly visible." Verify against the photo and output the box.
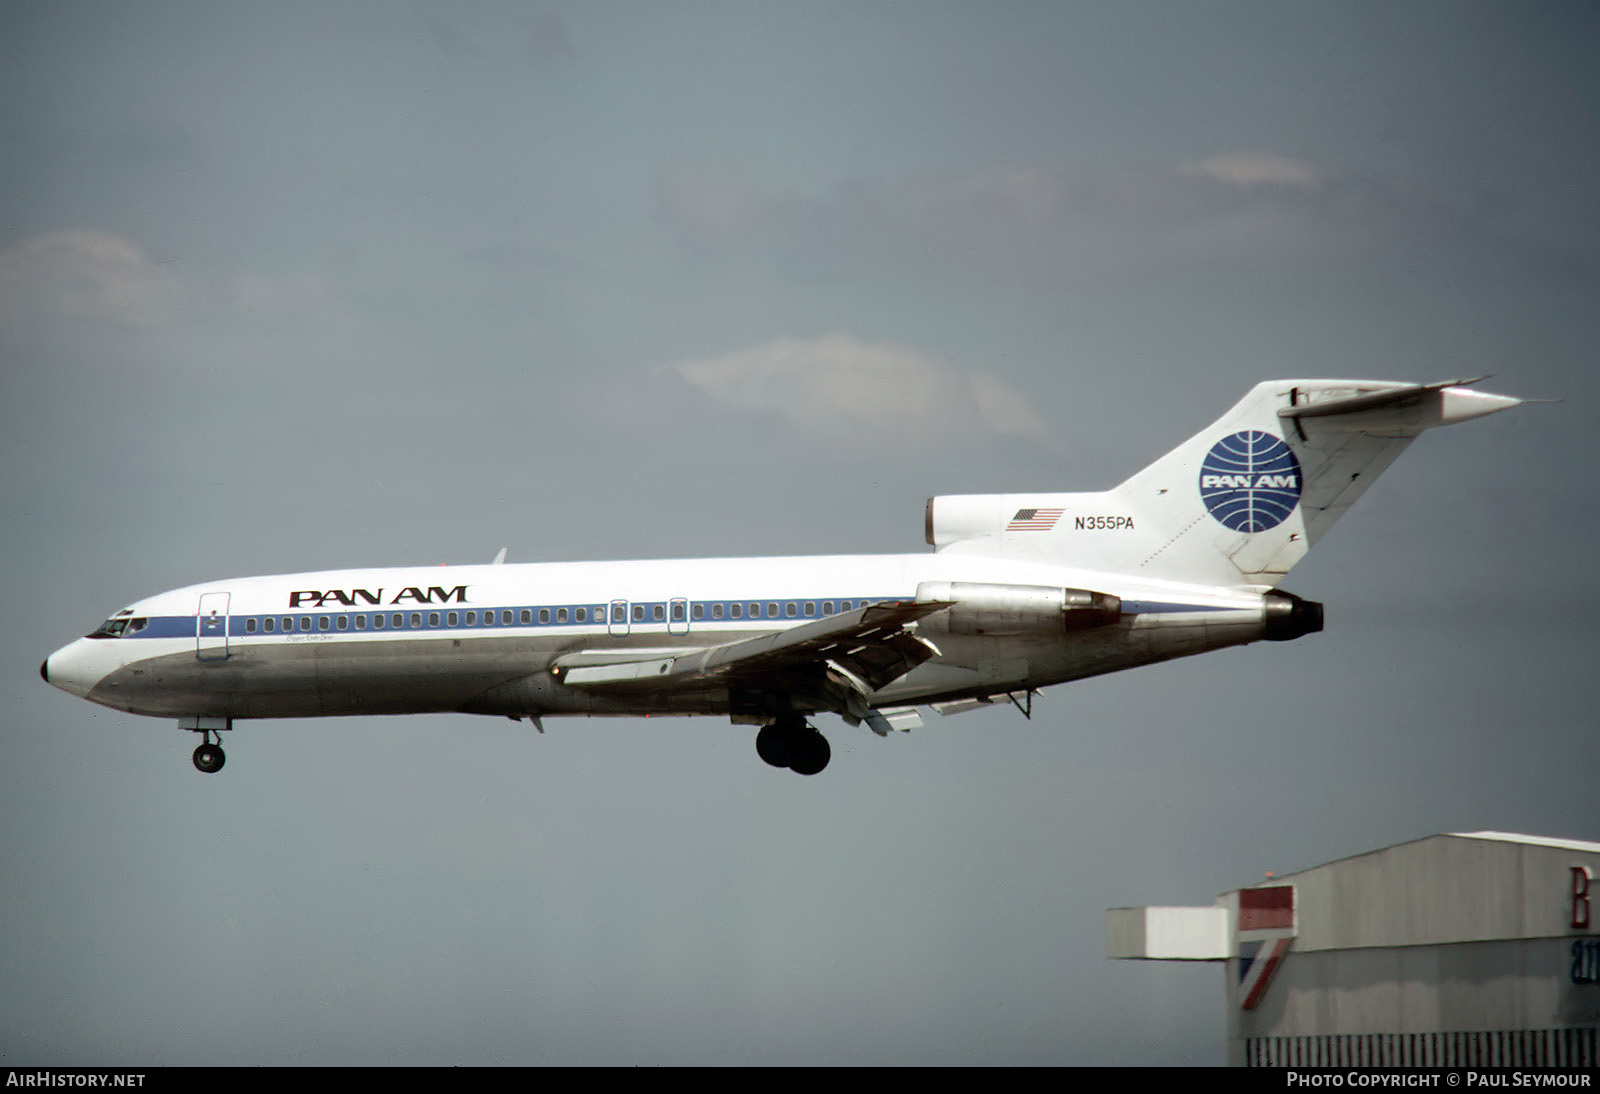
[657,153,1464,282]
[0,229,369,337]
[0,228,385,391]
[1182,151,1323,187]
[0,230,187,330]
[665,333,1057,451]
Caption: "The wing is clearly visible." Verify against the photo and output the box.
[555,600,951,725]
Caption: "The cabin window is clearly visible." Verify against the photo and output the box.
[429,612,440,627]
[318,616,330,631]
[690,603,702,620]
[264,617,275,633]
[785,602,797,618]
[767,603,778,618]
[576,607,588,623]
[557,607,568,623]
[337,616,349,631]
[354,615,365,630]
[447,612,459,627]
[246,618,257,633]
[730,603,742,619]
[502,610,512,624]
[374,614,385,629]
[822,601,834,615]
[653,604,665,621]
[285,617,295,632]
[539,608,550,624]
[711,603,723,619]
[520,609,531,624]
[465,611,476,626]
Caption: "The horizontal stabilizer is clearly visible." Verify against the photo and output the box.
[1277,377,1489,420]
[1276,377,1521,437]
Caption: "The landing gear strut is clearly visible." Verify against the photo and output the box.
[755,715,831,776]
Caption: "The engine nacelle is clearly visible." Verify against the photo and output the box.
[925,495,1040,548]
[1262,590,1324,641]
[915,581,1122,637]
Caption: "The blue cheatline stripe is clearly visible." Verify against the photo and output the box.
[116,595,1245,641]
[117,594,917,640]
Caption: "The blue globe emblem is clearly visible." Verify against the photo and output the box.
[1199,431,1302,532]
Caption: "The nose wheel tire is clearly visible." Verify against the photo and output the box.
[193,742,226,774]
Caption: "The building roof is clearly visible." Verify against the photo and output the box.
[1233,831,1600,892]
[1450,830,1600,854]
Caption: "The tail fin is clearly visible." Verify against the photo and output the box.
[926,378,1522,587]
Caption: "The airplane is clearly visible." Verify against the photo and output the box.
[41,377,1523,776]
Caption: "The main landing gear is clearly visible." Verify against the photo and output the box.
[755,715,831,776]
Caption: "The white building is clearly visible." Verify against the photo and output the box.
[1107,832,1600,1067]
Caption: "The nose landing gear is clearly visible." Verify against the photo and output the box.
[180,717,231,774]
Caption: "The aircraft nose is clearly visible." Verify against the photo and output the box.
[42,639,104,699]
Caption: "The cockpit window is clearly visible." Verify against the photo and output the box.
[87,610,135,639]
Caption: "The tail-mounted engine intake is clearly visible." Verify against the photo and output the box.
[915,581,1122,637]
[1262,590,1324,641]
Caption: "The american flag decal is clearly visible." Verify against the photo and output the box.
[1006,507,1064,532]
[1237,885,1295,1010]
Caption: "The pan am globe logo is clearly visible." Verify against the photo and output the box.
[1199,431,1302,532]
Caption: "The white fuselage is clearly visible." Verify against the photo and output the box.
[42,551,1283,724]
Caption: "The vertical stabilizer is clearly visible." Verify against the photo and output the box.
[927,379,1521,587]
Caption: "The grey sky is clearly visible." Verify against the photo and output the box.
[3,1,1596,1065]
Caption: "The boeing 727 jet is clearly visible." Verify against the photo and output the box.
[42,378,1522,775]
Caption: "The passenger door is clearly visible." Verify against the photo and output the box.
[197,592,231,661]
